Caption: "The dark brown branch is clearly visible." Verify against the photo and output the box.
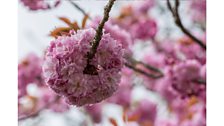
[167,0,206,50]
[124,55,164,79]
[88,0,116,60]
[18,96,60,121]
[126,56,163,75]
[125,63,163,79]
[125,56,206,85]
[167,0,174,15]
[174,0,179,12]
[83,0,116,74]
[68,0,91,20]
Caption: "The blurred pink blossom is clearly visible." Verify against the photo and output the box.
[20,0,60,11]
[85,103,103,123]
[18,53,44,98]
[130,18,157,41]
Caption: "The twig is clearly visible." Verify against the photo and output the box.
[88,0,116,60]
[126,56,163,75]
[18,96,60,121]
[167,0,206,50]
[124,55,164,79]
[125,56,206,85]
[67,0,91,20]
[83,0,116,74]
[125,63,163,79]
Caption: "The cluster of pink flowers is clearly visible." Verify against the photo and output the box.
[139,35,206,98]
[89,16,132,51]
[19,0,206,125]
[171,60,205,97]
[169,96,206,126]
[39,87,69,113]
[20,0,60,10]
[42,28,124,106]
[130,18,157,41]
[111,0,157,41]
[18,87,69,117]
[84,103,103,123]
[176,36,206,64]
[126,99,157,126]
[190,0,206,24]
[107,67,133,108]
[18,54,69,118]
[18,53,44,98]
[133,0,155,15]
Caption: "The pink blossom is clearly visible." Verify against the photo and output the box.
[85,103,103,123]
[127,99,157,125]
[18,53,69,117]
[20,0,60,11]
[43,28,124,106]
[180,102,206,126]
[171,60,205,97]
[111,4,157,42]
[107,67,132,108]
[176,36,206,64]
[153,67,179,104]
[165,95,206,126]
[131,18,157,41]
[89,17,132,49]
[200,64,206,80]
[140,52,167,90]
[133,0,155,15]
[155,119,178,126]
[190,0,206,24]
[169,98,189,120]
[18,53,44,98]
[126,122,140,126]
[18,87,69,117]
[143,52,166,68]
[40,88,69,113]
[173,60,201,81]
[157,40,178,60]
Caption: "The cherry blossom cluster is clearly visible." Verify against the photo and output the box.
[18,53,44,98]
[190,0,206,25]
[111,0,157,41]
[18,0,206,125]
[20,0,60,10]
[18,54,69,119]
[89,16,132,50]
[42,28,124,106]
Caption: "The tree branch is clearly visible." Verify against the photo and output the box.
[67,0,91,20]
[83,0,116,74]
[88,0,116,60]
[124,56,164,79]
[125,63,163,79]
[126,56,163,75]
[167,0,206,50]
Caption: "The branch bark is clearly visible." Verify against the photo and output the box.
[83,0,116,74]
[167,0,206,50]
[125,56,164,79]
[68,0,91,20]
[125,63,163,79]
[87,0,116,60]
